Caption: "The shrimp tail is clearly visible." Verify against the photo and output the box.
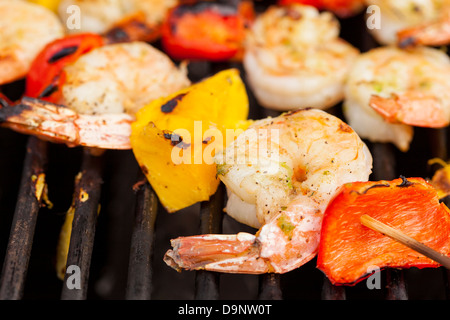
[397,11,450,48]
[164,203,323,274]
[0,97,133,149]
[164,233,272,274]
[369,93,449,128]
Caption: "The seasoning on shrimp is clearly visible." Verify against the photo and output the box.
[164,109,372,274]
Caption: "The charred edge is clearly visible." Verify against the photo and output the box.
[129,18,150,31]
[398,175,414,188]
[338,122,353,133]
[0,101,32,122]
[361,183,390,194]
[348,183,390,196]
[0,97,9,109]
[282,108,311,117]
[283,6,302,20]
[161,93,187,113]
[398,36,417,48]
[202,136,212,144]
[140,165,149,175]
[104,27,130,43]
[38,83,58,98]
[48,45,79,63]
[172,2,237,18]
[163,131,191,149]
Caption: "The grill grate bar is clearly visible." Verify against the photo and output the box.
[321,277,346,300]
[125,180,158,300]
[60,150,103,300]
[194,184,224,300]
[371,142,408,300]
[258,274,282,300]
[0,137,48,300]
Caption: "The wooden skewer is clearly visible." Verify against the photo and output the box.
[360,214,450,270]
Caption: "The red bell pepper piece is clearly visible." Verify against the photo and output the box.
[25,33,104,103]
[161,1,253,61]
[277,0,365,18]
[317,177,450,285]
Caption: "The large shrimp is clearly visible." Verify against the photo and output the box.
[57,0,177,41]
[0,41,190,149]
[164,109,372,274]
[243,4,359,111]
[365,0,450,47]
[0,0,64,85]
[344,46,450,152]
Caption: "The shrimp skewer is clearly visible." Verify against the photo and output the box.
[164,109,372,274]
[344,46,450,152]
[0,0,64,85]
[1,41,190,149]
[243,4,359,111]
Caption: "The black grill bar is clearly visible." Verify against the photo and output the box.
[60,150,103,300]
[0,137,48,300]
[321,277,345,300]
[126,180,158,300]
[258,274,282,300]
[194,184,224,300]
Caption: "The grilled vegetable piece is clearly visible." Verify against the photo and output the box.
[161,1,253,61]
[317,177,450,285]
[131,69,250,212]
[428,158,450,200]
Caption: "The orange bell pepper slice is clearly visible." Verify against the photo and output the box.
[317,177,450,285]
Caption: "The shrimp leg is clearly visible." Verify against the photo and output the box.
[369,93,449,128]
[164,197,322,274]
[0,97,132,149]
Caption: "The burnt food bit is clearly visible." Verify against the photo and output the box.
[160,93,188,113]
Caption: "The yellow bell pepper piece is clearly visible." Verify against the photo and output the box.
[131,69,251,212]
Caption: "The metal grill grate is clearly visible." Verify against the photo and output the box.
[0,3,450,301]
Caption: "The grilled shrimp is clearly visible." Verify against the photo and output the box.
[164,109,372,274]
[58,0,177,39]
[365,0,450,47]
[344,46,450,152]
[0,42,190,149]
[59,41,190,116]
[0,0,64,85]
[243,4,359,111]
